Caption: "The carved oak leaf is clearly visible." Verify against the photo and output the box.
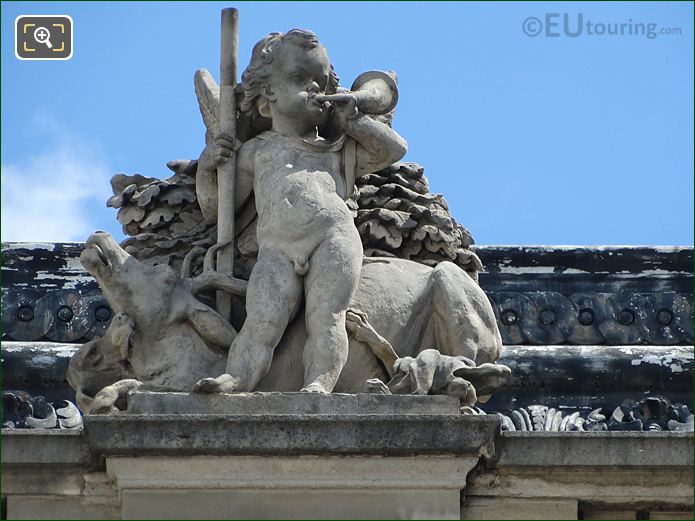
[383,198,402,210]
[379,183,431,206]
[107,184,137,209]
[117,205,146,226]
[160,187,197,206]
[357,220,402,249]
[356,208,416,230]
[424,238,456,258]
[135,184,162,208]
[398,199,429,218]
[110,173,159,195]
[139,206,177,230]
[390,172,428,194]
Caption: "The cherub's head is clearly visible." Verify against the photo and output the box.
[240,29,339,130]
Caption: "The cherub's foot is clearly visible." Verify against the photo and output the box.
[366,378,392,395]
[300,382,329,394]
[193,374,239,393]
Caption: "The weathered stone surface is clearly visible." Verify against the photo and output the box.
[3,243,691,346]
[4,421,693,520]
[647,512,695,520]
[467,466,694,508]
[106,454,474,489]
[7,496,120,520]
[120,488,457,520]
[465,431,695,514]
[461,497,578,520]
[489,345,694,410]
[107,455,472,519]
[127,391,460,415]
[4,341,692,415]
[2,430,86,465]
[495,431,694,467]
[84,414,500,456]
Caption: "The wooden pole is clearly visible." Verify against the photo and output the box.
[216,7,238,322]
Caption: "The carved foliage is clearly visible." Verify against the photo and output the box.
[108,161,215,273]
[354,162,482,277]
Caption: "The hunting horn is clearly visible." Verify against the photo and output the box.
[349,70,399,115]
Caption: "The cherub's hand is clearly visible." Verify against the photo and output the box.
[199,133,240,173]
[316,92,358,130]
[212,133,239,166]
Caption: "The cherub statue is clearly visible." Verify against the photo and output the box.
[195,29,407,394]
[74,18,508,409]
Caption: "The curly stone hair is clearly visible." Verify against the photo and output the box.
[240,29,340,118]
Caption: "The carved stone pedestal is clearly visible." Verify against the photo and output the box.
[106,455,475,519]
[83,393,496,519]
[3,406,693,520]
[126,390,461,415]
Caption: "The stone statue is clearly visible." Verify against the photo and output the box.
[195,29,407,394]
[67,21,510,411]
[67,230,505,411]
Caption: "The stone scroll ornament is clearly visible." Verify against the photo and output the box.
[68,11,510,412]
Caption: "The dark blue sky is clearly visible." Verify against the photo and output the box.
[2,1,693,245]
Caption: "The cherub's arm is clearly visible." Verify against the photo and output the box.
[196,135,256,223]
[233,138,257,215]
[321,93,407,178]
[344,114,408,178]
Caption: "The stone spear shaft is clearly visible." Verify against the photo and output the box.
[216,7,239,322]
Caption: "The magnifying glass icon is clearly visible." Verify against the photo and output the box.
[33,26,53,49]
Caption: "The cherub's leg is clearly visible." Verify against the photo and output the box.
[302,235,362,393]
[195,247,301,393]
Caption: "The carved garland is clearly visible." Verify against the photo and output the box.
[2,288,692,345]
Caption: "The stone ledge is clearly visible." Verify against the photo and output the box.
[467,466,694,504]
[105,455,475,490]
[1,429,87,465]
[126,391,460,415]
[5,418,692,466]
[496,431,694,467]
[84,414,500,457]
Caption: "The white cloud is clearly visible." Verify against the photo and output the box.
[1,115,113,242]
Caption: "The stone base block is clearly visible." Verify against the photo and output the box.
[127,391,460,415]
[120,489,457,520]
[107,455,475,520]
[461,497,579,520]
[7,496,120,520]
